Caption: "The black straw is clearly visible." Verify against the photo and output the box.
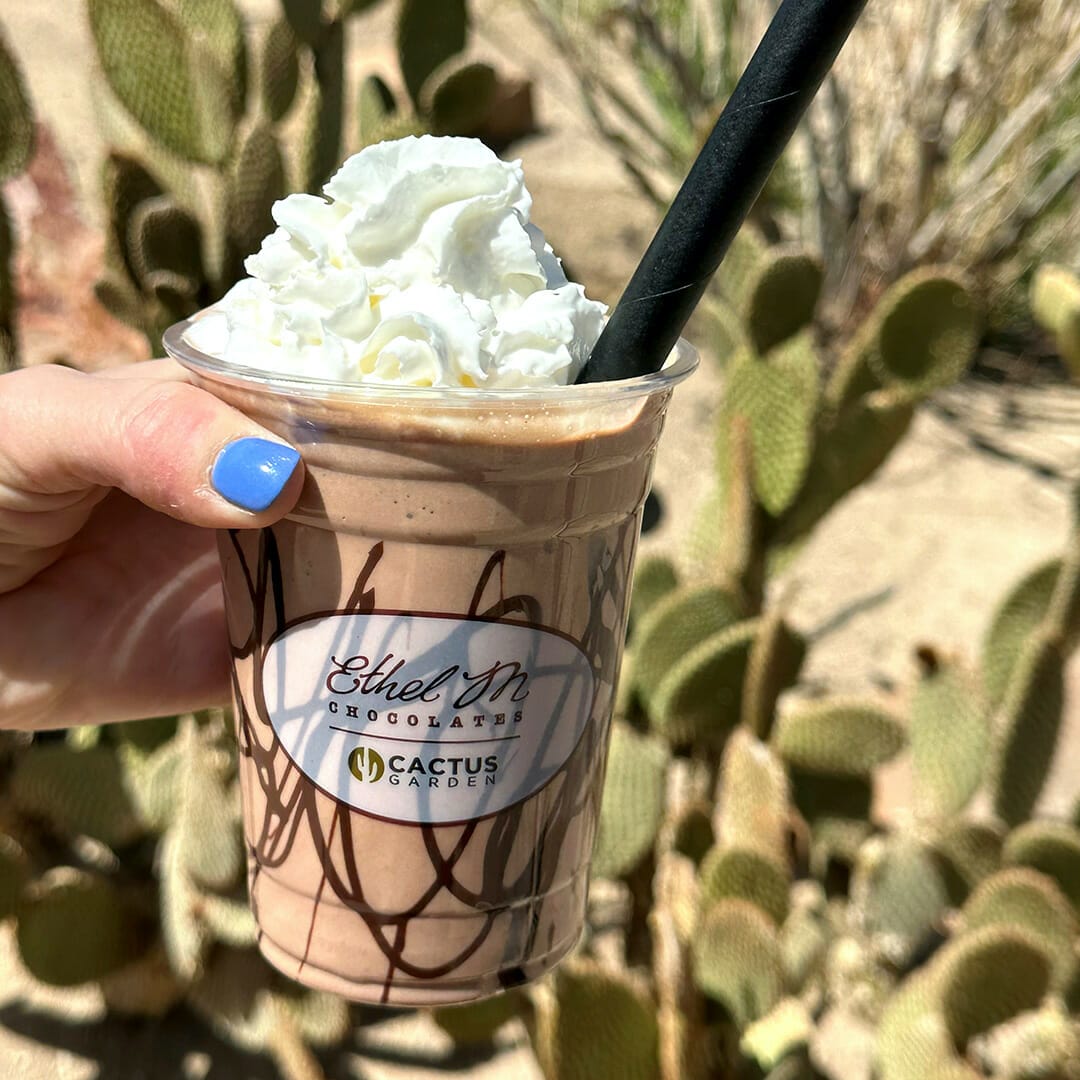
[577,0,869,383]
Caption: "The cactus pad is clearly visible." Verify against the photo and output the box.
[200,891,259,947]
[127,195,204,292]
[928,820,1004,905]
[692,898,784,1028]
[357,74,398,146]
[10,743,142,849]
[909,663,988,818]
[852,836,949,968]
[650,619,759,749]
[779,902,827,991]
[228,124,286,262]
[592,722,668,880]
[16,867,145,986]
[101,152,164,281]
[743,249,824,356]
[258,18,300,123]
[991,633,1065,828]
[867,269,979,397]
[396,0,468,106]
[698,845,790,926]
[0,834,28,919]
[279,0,323,44]
[424,61,497,136]
[774,699,906,777]
[961,867,1077,988]
[938,925,1052,1050]
[632,584,741,714]
[0,29,34,182]
[304,18,345,189]
[160,831,210,979]
[89,0,231,164]
[534,960,659,1080]
[1031,265,1080,376]
[629,555,678,631]
[981,558,1060,708]
[721,334,820,516]
[715,728,790,862]
[1002,820,1080,912]
[432,991,523,1045]
[875,966,955,1080]
[741,609,806,740]
[740,997,812,1072]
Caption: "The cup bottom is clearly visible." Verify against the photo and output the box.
[256,922,583,1006]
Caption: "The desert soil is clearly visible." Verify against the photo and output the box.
[1,1,1078,1078]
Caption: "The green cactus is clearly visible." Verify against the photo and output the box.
[990,632,1065,828]
[432,991,524,1046]
[715,728,790,862]
[227,123,287,264]
[743,250,823,357]
[16,867,147,986]
[773,698,906,777]
[981,558,1061,708]
[740,609,806,740]
[1002,820,1080,912]
[698,845,790,926]
[960,868,1077,989]
[423,60,498,136]
[1030,264,1080,377]
[0,27,34,181]
[721,333,820,516]
[357,73,398,146]
[773,390,915,552]
[875,966,958,1080]
[928,820,1004,906]
[632,584,741,715]
[670,803,714,864]
[649,619,759,749]
[0,834,28,919]
[908,662,988,818]
[279,0,324,45]
[533,960,659,1080]
[779,886,828,991]
[592,722,669,880]
[692,898,784,1028]
[865,269,980,397]
[629,555,679,630]
[257,17,300,123]
[396,0,469,106]
[127,195,205,293]
[10,742,143,849]
[160,830,211,980]
[740,997,812,1072]
[851,836,949,968]
[937,925,1052,1050]
[200,891,259,948]
[303,17,346,190]
[89,0,234,164]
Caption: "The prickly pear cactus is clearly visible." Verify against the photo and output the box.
[1031,264,1080,377]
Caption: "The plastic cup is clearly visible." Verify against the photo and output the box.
[164,318,696,1005]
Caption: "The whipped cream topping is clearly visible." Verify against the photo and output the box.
[184,136,607,388]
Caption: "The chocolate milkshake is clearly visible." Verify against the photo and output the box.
[165,136,695,1004]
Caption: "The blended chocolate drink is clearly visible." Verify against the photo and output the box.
[165,137,695,1005]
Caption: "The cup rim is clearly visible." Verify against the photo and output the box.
[162,315,698,406]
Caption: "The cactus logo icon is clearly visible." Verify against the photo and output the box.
[348,746,385,784]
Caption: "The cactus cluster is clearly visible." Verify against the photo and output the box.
[83,0,508,353]
[0,711,346,1073]
[421,237,1080,1080]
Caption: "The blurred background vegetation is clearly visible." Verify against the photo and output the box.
[0,1,1079,1078]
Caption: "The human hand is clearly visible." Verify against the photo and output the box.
[0,360,304,729]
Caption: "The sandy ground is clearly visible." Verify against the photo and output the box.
[1,1,1079,1077]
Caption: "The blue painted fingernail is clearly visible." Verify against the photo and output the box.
[211,438,301,512]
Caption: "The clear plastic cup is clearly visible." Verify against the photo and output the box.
[164,318,696,1005]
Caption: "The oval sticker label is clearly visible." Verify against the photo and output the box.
[262,613,595,825]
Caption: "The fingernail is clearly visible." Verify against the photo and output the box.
[211,438,301,512]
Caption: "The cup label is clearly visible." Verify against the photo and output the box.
[262,612,596,825]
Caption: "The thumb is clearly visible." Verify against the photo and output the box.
[0,360,305,528]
